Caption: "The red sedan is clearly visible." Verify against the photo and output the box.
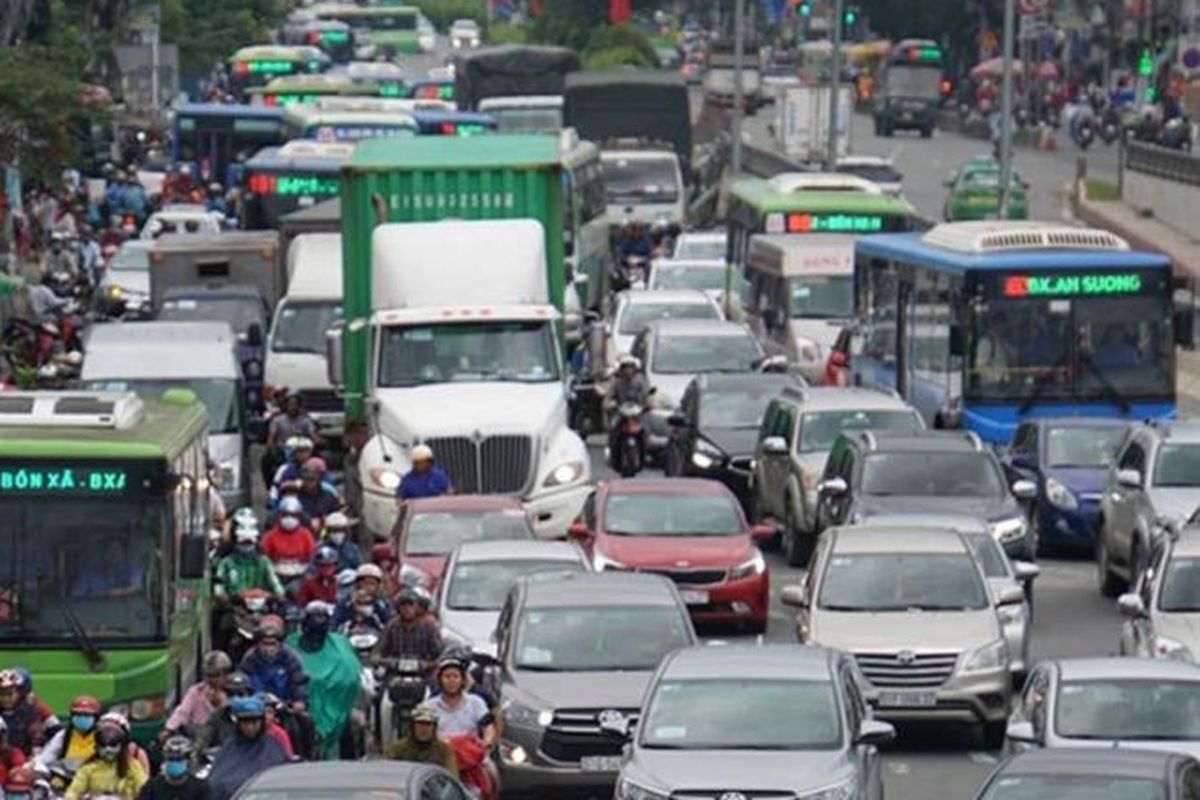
[569,478,773,633]
[392,495,536,594]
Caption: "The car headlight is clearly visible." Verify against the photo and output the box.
[616,779,670,800]
[799,777,857,800]
[1152,635,1195,662]
[989,516,1027,544]
[729,549,765,579]
[107,285,124,298]
[500,699,553,728]
[369,467,402,491]
[593,549,627,572]
[544,460,584,488]
[962,638,1008,673]
[691,438,725,470]
[1045,477,1077,510]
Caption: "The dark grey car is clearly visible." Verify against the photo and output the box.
[616,644,893,800]
[973,748,1200,800]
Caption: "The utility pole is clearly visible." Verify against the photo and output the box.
[998,0,1016,217]
[732,0,745,174]
[828,0,844,167]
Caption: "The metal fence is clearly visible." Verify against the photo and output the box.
[1125,141,1200,187]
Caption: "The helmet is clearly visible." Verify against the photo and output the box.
[325,511,353,530]
[256,614,286,640]
[70,695,102,716]
[371,543,396,564]
[337,568,358,588]
[258,692,280,710]
[314,545,338,567]
[235,525,260,544]
[3,766,35,793]
[202,650,233,677]
[12,666,32,693]
[436,655,468,678]
[299,459,324,478]
[618,354,641,370]
[303,600,332,620]
[355,563,384,583]
[95,721,128,747]
[287,435,314,453]
[412,586,433,610]
[230,695,266,720]
[99,712,131,734]
[278,495,303,516]
[397,586,421,605]
[233,506,258,526]
[412,704,438,725]
[0,669,21,690]
[224,671,253,696]
[162,735,194,761]
[411,444,434,462]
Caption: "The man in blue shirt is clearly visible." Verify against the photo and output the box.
[396,445,454,501]
[72,538,143,598]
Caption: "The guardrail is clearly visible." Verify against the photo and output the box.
[1125,141,1200,187]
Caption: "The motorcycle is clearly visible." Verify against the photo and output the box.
[273,559,308,598]
[1159,117,1192,151]
[345,622,383,755]
[1073,116,1096,150]
[225,588,280,663]
[1099,107,1122,144]
[610,401,645,478]
[376,657,427,754]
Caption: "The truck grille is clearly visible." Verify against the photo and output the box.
[540,708,639,763]
[641,568,727,586]
[854,651,959,688]
[425,435,532,494]
[298,388,342,414]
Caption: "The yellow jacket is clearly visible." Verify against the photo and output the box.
[64,758,148,800]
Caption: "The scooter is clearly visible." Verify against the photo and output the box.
[376,657,427,754]
[1073,116,1096,150]
[610,401,645,478]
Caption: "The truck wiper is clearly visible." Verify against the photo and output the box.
[1080,357,1132,414]
[55,594,106,672]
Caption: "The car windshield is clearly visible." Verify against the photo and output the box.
[489,108,563,134]
[111,247,151,272]
[1158,557,1200,612]
[819,553,989,610]
[789,276,854,318]
[699,387,778,429]
[514,605,692,671]
[378,320,559,387]
[652,264,726,293]
[641,679,841,750]
[159,297,264,337]
[963,532,1010,578]
[1044,426,1127,468]
[85,379,239,434]
[653,334,761,374]
[981,776,1165,800]
[676,238,727,260]
[798,410,922,453]
[602,155,680,204]
[0,498,165,642]
[1055,679,1200,739]
[271,300,342,354]
[1153,444,1200,487]
[404,510,533,555]
[861,452,1006,497]
[446,559,584,611]
[604,493,742,536]
[618,302,718,335]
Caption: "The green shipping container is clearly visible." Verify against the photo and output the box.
[339,134,566,421]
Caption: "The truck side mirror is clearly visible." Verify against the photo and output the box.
[325,327,344,389]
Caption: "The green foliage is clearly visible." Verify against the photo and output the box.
[486,22,527,45]
[583,45,656,70]
[585,24,659,67]
[160,0,286,76]
[410,0,485,31]
[528,0,604,51]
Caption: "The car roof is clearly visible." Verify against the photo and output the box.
[1170,530,1200,557]
[648,318,752,337]
[997,748,1179,780]
[1053,656,1200,681]
[830,527,971,555]
[852,429,981,453]
[621,289,718,306]
[237,761,427,793]
[453,540,584,563]
[1133,419,1200,444]
[662,644,836,680]
[603,477,734,497]
[694,372,802,393]
[849,516,990,535]
[778,386,913,412]
[678,231,726,242]
[405,494,525,512]
[521,572,681,608]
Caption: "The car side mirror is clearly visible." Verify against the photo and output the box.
[751,523,776,544]
[855,719,895,746]
[1116,468,1142,489]
[1118,592,1147,618]
[818,477,848,496]
[179,535,207,580]
[567,521,589,540]
[1006,720,1037,744]
[780,582,808,608]
[761,435,789,457]
[1011,479,1037,500]
[1013,561,1040,582]
[325,327,344,389]
[996,584,1026,606]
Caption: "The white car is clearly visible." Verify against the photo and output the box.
[606,289,723,371]
[139,205,223,240]
[835,156,904,197]
[647,258,728,302]
[673,230,727,261]
[449,18,481,49]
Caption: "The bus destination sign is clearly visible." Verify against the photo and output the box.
[1002,273,1144,298]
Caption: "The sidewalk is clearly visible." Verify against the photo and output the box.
[1075,185,1200,414]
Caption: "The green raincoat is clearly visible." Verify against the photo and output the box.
[286,630,362,760]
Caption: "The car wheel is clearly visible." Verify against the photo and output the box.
[982,720,1007,750]
[784,501,810,568]
[1097,535,1124,597]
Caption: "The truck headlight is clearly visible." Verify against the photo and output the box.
[543,461,584,488]
[368,467,402,491]
[1153,635,1195,662]
[962,638,1008,673]
[989,516,1027,544]
[729,550,765,579]
[1045,478,1077,510]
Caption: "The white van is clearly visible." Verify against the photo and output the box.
[81,321,250,508]
[265,233,344,436]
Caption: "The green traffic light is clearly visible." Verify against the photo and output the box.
[799,2,811,17]
[1138,48,1153,77]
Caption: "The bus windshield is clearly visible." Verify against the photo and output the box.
[790,276,853,318]
[348,12,416,30]
[967,288,1172,404]
[0,499,165,641]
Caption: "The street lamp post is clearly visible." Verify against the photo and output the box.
[828,0,845,167]
[732,0,746,174]
[999,0,1016,217]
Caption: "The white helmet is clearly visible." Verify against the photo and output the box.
[412,444,434,462]
[618,354,641,370]
[278,496,303,516]
[325,511,353,530]
[235,525,259,543]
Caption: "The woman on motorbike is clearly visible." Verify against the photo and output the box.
[162,652,232,742]
[285,602,362,760]
[64,721,148,800]
[33,695,101,773]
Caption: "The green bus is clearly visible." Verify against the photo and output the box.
[560,130,609,313]
[228,45,332,96]
[725,172,920,268]
[310,5,429,56]
[245,74,377,108]
[0,390,211,744]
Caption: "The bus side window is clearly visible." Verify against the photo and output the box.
[864,258,898,363]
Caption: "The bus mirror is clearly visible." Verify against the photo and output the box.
[325,327,344,389]
[180,536,207,580]
[949,324,966,357]
[1175,308,1195,348]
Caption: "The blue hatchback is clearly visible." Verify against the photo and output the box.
[1002,417,1132,552]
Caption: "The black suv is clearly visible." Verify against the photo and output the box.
[814,430,1038,557]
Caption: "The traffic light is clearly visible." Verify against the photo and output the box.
[1138,47,1154,77]
[843,6,858,26]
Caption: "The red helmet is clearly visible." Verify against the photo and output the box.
[4,766,35,793]
[70,695,102,716]
[371,543,395,564]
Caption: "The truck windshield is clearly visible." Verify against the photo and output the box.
[378,320,559,387]
[602,155,680,204]
[885,66,942,99]
[272,301,343,354]
[0,501,165,642]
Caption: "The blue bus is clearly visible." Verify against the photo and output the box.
[171,104,287,188]
[851,221,1183,444]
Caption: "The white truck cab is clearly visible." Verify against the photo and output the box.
[600,146,686,229]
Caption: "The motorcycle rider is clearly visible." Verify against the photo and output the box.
[136,736,211,800]
[284,602,362,761]
[371,588,444,676]
[323,512,362,572]
[613,219,654,291]
[64,720,148,800]
[238,616,309,710]
[162,652,232,742]
[208,697,290,800]
[196,671,255,752]
[333,564,395,630]
[605,354,649,469]
[295,546,341,606]
[261,496,317,579]
[214,525,285,650]
[0,718,27,786]
[2,765,35,800]
[256,694,295,759]
[9,670,58,738]
[387,705,458,777]
[264,395,318,485]
[28,273,72,324]
[0,669,44,754]
[396,445,453,501]
[287,460,342,524]
[33,694,102,772]
[98,713,151,772]
[428,657,497,800]
[369,544,402,599]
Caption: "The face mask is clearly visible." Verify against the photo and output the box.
[7,793,30,800]
[280,516,299,531]
[330,532,346,545]
[236,542,256,554]
[98,745,121,761]
[163,760,189,780]
[72,714,96,732]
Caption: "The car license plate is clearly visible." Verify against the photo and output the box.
[878,691,937,708]
[680,590,709,605]
[580,756,623,772]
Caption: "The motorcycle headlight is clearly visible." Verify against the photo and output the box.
[988,516,1027,545]
[616,779,670,800]
[107,285,124,298]
[799,777,857,800]
[1045,477,1077,510]
[1153,635,1195,662]
[544,460,584,488]
[729,549,765,580]
[500,699,554,728]
[692,438,725,470]
[962,638,1008,673]
[368,467,402,491]
[593,549,627,572]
